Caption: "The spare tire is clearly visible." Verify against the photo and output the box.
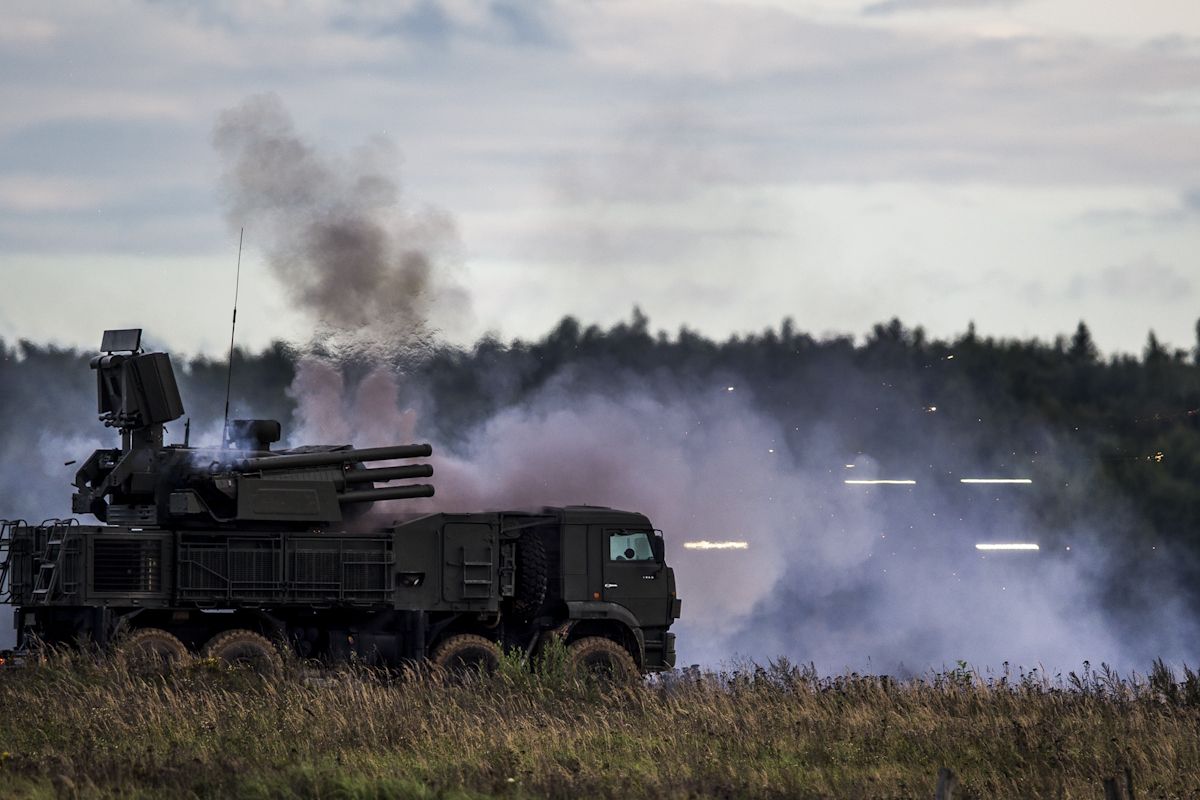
[117,627,189,673]
[202,629,282,675]
[431,634,502,675]
[512,528,547,621]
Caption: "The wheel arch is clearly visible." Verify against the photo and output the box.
[562,601,644,667]
[426,612,502,654]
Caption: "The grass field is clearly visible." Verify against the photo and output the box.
[0,648,1197,799]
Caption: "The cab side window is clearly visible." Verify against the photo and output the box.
[609,531,655,561]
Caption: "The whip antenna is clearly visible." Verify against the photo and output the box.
[221,227,244,449]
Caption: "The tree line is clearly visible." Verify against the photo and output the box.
[2,313,1197,548]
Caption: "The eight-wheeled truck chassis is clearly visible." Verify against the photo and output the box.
[0,506,680,675]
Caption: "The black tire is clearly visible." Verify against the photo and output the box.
[430,634,501,675]
[202,629,282,675]
[117,627,189,672]
[568,637,639,683]
[512,529,547,621]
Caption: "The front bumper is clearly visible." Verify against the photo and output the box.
[663,632,676,669]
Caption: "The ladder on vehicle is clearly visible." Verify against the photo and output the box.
[459,545,494,600]
[32,519,77,601]
[0,519,23,603]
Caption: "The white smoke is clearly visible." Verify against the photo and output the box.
[297,362,1199,674]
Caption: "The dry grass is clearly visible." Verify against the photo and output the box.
[0,649,1198,799]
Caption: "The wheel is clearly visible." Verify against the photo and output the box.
[202,629,282,675]
[116,627,189,672]
[512,529,547,621]
[568,637,639,683]
[430,634,501,675]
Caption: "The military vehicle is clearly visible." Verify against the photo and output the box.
[0,329,680,677]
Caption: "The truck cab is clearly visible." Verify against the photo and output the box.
[549,506,680,671]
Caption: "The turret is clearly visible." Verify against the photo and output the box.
[70,329,433,529]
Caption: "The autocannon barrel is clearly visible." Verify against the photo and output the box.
[338,484,435,504]
[240,444,433,472]
[344,464,434,484]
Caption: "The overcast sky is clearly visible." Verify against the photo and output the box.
[1,0,1197,357]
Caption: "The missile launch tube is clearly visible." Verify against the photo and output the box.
[240,444,433,472]
[344,464,434,484]
[338,484,435,504]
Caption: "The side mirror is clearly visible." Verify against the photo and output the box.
[651,534,665,563]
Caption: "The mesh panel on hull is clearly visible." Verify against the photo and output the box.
[93,539,163,593]
[177,536,392,602]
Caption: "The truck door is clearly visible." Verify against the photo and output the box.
[599,528,671,626]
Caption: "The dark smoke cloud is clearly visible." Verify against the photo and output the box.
[212,93,467,453]
[213,93,468,355]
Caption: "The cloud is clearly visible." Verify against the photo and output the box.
[0,16,58,45]
[330,0,562,48]
[863,0,1022,16]
[2,0,1200,357]
[0,175,109,212]
[533,7,1200,186]
[488,1,559,46]
[559,2,912,81]
[1073,188,1200,234]
[335,1,454,43]
[1066,258,1194,303]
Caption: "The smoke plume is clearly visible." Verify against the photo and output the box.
[213,93,464,454]
[289,328,1198,673]
[213,93,468,355]
[413,367,1197,673]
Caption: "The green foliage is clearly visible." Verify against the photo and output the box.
[531,637,572,686]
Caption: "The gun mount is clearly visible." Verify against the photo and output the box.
[70,328,434,529]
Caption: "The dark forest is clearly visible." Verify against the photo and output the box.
[2,312,1199,667]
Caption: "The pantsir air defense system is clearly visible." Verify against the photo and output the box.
[0,329,680,676]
